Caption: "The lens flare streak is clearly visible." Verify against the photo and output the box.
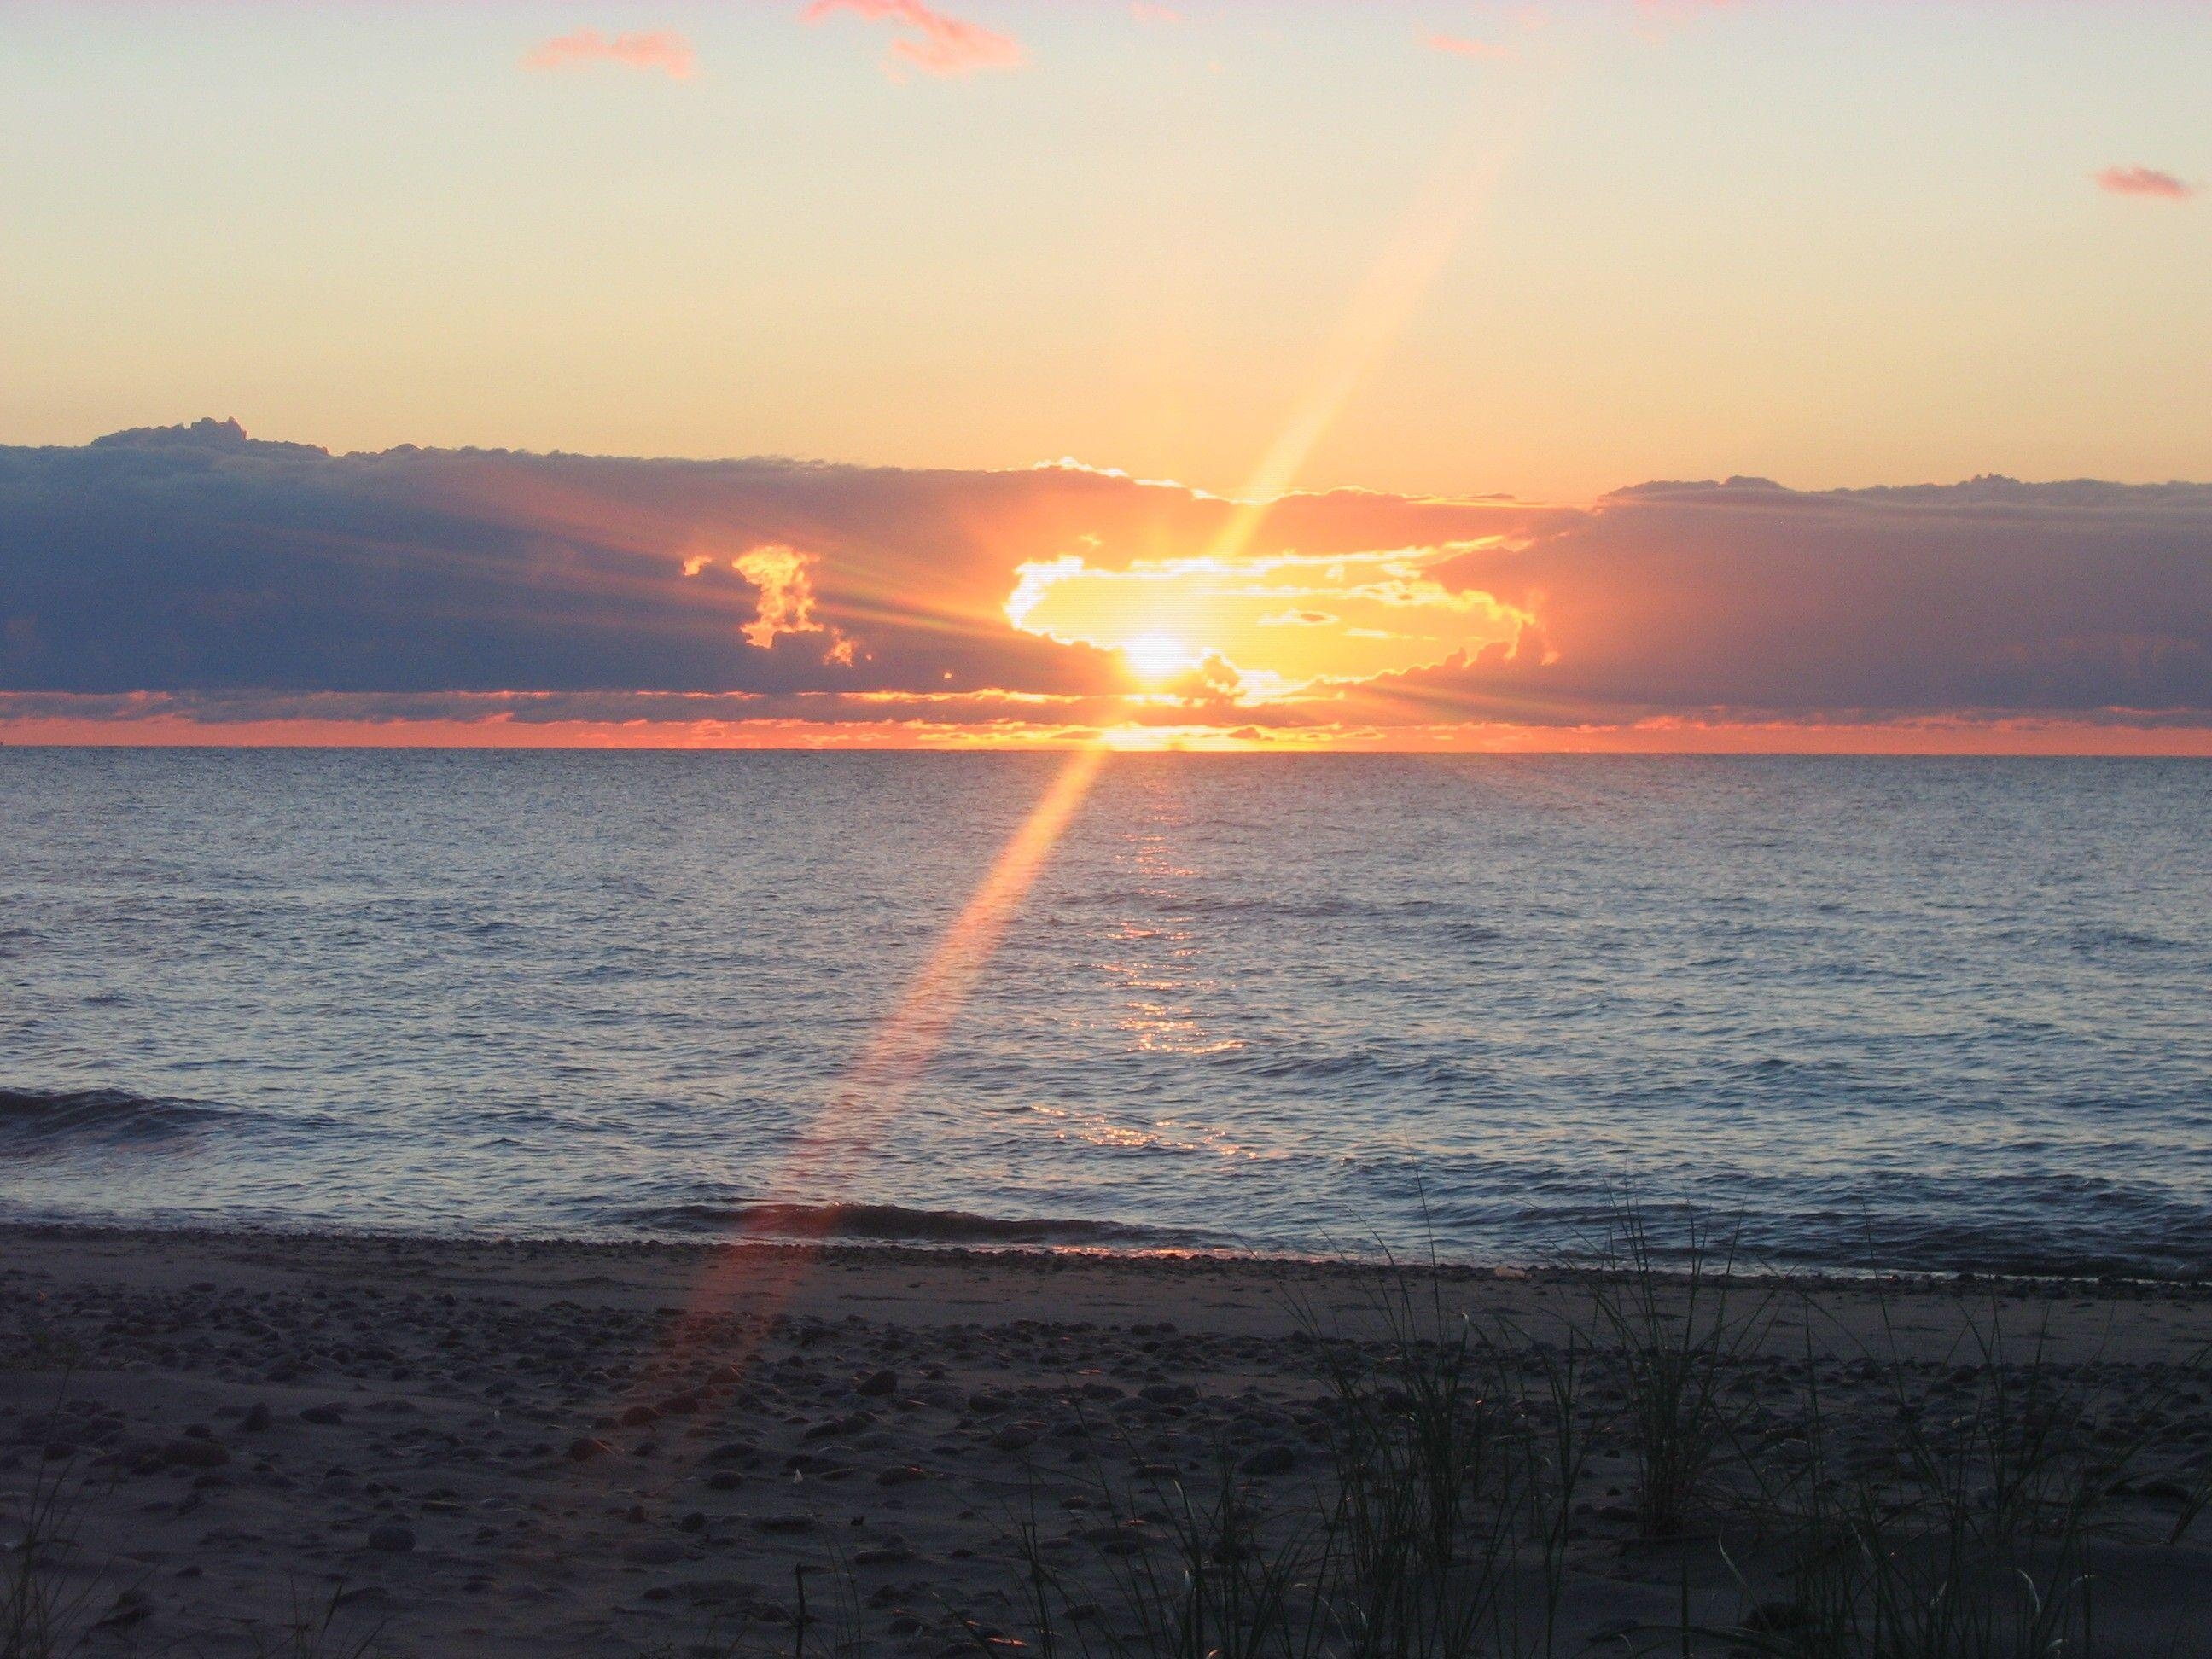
[657,743,1109,1339]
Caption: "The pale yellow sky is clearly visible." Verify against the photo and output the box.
[2,2,2206,502]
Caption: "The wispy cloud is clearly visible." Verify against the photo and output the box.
[521,28,696,81]
[801,0,1025,79]
[2095,165,2197,201]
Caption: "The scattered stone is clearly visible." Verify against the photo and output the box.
[1083,1522,1150,1556]
[163,1438,230,1470]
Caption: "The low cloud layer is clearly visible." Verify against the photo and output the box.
[1341,477,2212,729]
[3,421,2209,744]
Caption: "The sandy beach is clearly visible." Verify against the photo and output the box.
[3,1225,2209,1656]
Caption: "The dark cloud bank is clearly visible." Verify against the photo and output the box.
[1360,476,2212,727]
[3,419,2209,731]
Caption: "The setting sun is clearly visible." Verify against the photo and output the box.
[1121,631,1194,681]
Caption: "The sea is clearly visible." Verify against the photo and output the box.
[3,750,2208,1278]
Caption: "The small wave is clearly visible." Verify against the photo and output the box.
[0,1086,230,1152]
[2069,923,2186,955]
[620,1200,1196,1249]
[1085,889,1452,923]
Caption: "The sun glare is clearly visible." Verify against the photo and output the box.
[1123,631,1192,681]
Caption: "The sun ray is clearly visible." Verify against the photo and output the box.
[624,41,1582,1402]
[647,743,1109,1358]
[1198,84,1562,576]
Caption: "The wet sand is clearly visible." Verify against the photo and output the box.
[3,1225,2208,1655]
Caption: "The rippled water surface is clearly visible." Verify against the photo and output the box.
[3,751,2209,1274]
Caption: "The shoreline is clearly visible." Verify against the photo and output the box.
[3,1215,2209,1298]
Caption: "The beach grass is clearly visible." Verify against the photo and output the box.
[917,1214,2209,1659]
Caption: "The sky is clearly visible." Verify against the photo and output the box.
[2,0,2209,750]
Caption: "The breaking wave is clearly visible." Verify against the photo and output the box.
[620,1200,1201,1249]
[0,1087,233,1152]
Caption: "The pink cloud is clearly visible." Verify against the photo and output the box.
[1425,32,1511,61]
[2095,166,2197,202]
[801,0,1025,79]
[521,29,696,81]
